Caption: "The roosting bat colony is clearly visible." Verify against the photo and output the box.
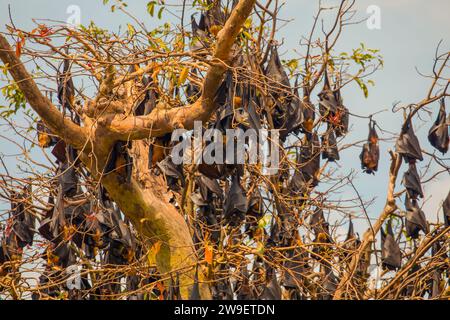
[0,0,449,300]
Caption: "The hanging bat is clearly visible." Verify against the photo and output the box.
[280,77,304,140]
[157,156,184,190]
[245,191,264,238]
[36,120,58,148]
[57,57,75,114]
[332,89,349,137]
[148,133,172,169]
[197,174,223,201]
[360,120,379,174]
[259,272,282,300]
[290,134,322,193]
[301,86,316,133]
[134,75,159,116]
[318,70,339,118]
[395,119,423,163]
[104,141,133,184]
[428,98,449,155]
[223,174,248,226]
[343,219,361,258]
[402,162,423,199]
[190,13,208,50]
[10,186,35,248]
[380,220,402,270]
[265,45,291,104]
[443,190,449,227]
[235,265,254,300]
[321,125,340,162]
[310,208,333,259]
[188,266,201,300]
[59,162,79,197]
[204,0,226,36]
[318,266,338,300]
[405,194,428,239]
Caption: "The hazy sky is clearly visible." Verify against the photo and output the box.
[0,0,449,237]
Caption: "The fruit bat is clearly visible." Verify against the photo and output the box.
[148,133,171,169]
[167,273,182,300]
[301,86,316,133]
[283,244,309,289]
[343,219,361,258]
[36,120,58,148]
[402,162,423,199]
[59,161,79,197]
[332,89,349,137]
[10,186,35,248]
[189,267,201,300]
[190,13,208,50]
[395,119,423,163]
[186,68,201,103]
[360,121,379,174]
[235,265,254,300]
[318,71,339,118]
[104,141,133,183]
[245,191,264,237]
[265,45,291,105]
[197,174,223,201]
[321,125,340,162]
[279,77,304,140]
[204,0,226,35]
[428,98,449,154]
[310,208,332,247]
[380,220,401,270]
[290,133,321,192]
[157,155,184,190]
[404,194,428,239]
[442,190,449,227]
[51,139,67,163]
[259,272,282,300]
[134,75,159,116]
[57,58,75,113]
[223,174,248,226]
[309,208,333,261]
[318,266,338,300]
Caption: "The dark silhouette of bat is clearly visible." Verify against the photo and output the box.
[188,266,201,300]
[134,75,159,116]
[381,220,402,270]
[405,194,428,239]
[428,98,449,154]
[260,271,282,300]
[310,208,333,259]
[223,174,248,226]
[10,186,35,248]
[265,45,291,104]
[402,162,423,199]
[395,119,423,163]
[57,58,75,114]
[104,141,133,183]
[322,125,340,162]
[157,155,184,190]
[360,120,379,174]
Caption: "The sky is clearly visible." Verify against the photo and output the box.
[0,0,449,239]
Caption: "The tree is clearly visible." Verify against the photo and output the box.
[0,0,449,300]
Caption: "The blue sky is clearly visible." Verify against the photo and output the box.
[0,0,449,237]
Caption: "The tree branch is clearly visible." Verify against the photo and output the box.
[0,33,88,149]
[106,0,257,140]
